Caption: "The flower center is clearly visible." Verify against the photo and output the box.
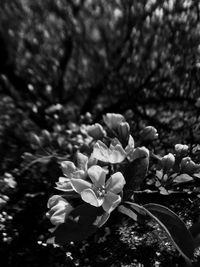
[93,185,106,198]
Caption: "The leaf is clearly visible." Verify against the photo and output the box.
[124,154,149,190]
[118,203,145,222]
[52,204,107,244]
[173,173,193,184]
[144,203,194,263]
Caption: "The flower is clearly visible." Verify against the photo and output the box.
[46,195,74,226]
[103,113,125,131]
[92,140,126,164]
[56,152,97,191]
[86,123,106,139]
[70,165,126,213]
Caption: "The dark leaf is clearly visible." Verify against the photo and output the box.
[53,204,107,244]
[144,203,194,263]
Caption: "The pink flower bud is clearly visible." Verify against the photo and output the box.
[161,153,175,172]
[47,195,73,226]
[87,123,106,139]
[117,122,130,143]
[103,113,125,131]
[140,126,158,142]
[180,157,200,174]
[175,144,188,155]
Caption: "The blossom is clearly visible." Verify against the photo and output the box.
[70,165,126,213]
[92,140,126,164]
[46,195,74,226]
[92,137,149,164]
[56,152,97,191]
[86,123,106,139]
[103,113,125,131]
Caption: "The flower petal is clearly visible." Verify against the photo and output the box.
[92,140,110,162]
[72,170,86,179]
[102,192,121,213]
[106,172,126,194]
[103,113,125,131]
[55,177,73,192]
[70,179,92,194]
[47,201,73,226]
[47,195,64,209]
[81,188,103,207]
[87,165,107,187]
[61,161,77,177]
[76,152,88,171]
[109,144,126,163]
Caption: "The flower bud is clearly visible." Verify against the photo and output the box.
[87,123,106,139]
[103,113,125,131]
[47,195,73,226]
[175,144,188,155]
[180,157,200,174]
[117,122,130,144]
[128,146,149,162]
[161,153,175,172]
[140,126,158,142]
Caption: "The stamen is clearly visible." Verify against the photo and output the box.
[93,185,106,198]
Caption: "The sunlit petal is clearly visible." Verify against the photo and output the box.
[109,144,126,163]
[55,177,73,191]
[87,165,107,187]
[103,192,121,213]
[72,170,87,179]
[103,113,125,131]
[81,188,103,207]
[61,161,77,177]
[70,178,92,194]
[76,152,88,171]
[106,172,126,194]
[48,202,73,225]
[92,140,110,162]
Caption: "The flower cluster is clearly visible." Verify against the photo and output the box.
[47,113,155,229]
[153,144,200,194]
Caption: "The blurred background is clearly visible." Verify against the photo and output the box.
[0,0,200,266]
